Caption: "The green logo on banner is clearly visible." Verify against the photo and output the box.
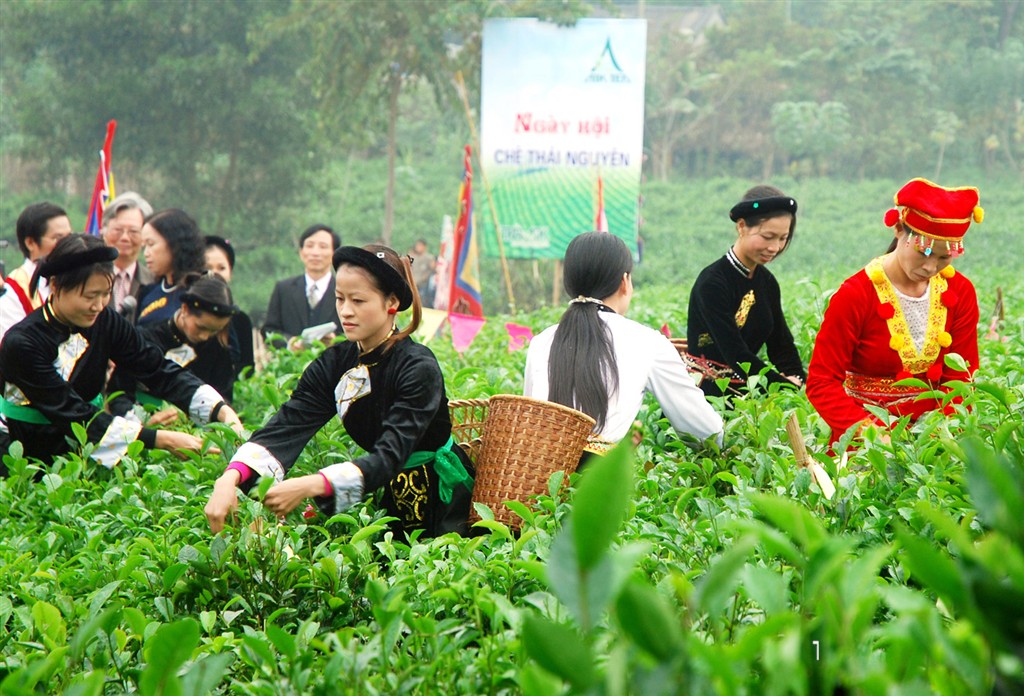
[586,38,630,84]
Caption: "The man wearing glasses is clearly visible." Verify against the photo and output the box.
[101,192,154,315]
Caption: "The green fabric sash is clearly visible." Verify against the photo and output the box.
[137,391,167,409]
[404,435,474,504]
[1,394,104,425]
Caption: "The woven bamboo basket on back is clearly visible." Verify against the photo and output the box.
[450,395,595,528]
[448,397,490,465]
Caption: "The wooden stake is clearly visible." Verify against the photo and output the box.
[552,259,562,306]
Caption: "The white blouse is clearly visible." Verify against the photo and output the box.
[894,286,930,353]
[524,311,724,445]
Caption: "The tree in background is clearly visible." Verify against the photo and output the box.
[771,101,851,177]
[1,0,313,239]
[264,0,489,246]
[644,28,719,181]
[930,110,962,181]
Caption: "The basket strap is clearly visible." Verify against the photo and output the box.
[137,391,169,409]
[404,435,474,504]
[1,393,104,425]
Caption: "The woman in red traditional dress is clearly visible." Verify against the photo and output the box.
[806,178,982,445]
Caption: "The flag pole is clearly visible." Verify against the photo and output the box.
[85,119,118,234]
[454,71,516,315]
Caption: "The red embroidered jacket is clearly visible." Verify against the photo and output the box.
[807,259,979,444]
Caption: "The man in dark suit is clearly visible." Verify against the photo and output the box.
[102,191,155,315]
[263,224,341,349]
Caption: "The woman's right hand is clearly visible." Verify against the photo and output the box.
[154,430,221,458]
[146,407,180,427]
[205,470,242,533]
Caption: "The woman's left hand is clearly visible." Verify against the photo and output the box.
[264,475,326,516]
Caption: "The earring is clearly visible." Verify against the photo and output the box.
[387,307,398,315]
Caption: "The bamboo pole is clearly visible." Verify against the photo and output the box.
[454,71,517,315]
[552,259,562,306]
[785,414,810,467]
[785,413,835,500]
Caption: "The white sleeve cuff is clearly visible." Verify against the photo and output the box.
[234,442,285,482]
[320,462,365,514]
[188,384,225,424]
[93,416,143,469]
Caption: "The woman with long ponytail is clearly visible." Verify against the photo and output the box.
[525,232,723,457]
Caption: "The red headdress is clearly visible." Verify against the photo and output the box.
[883,178,983,257]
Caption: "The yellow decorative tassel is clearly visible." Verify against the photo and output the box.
[890,334,905,350]
[939,331,952,347]
[973,206,984,223]
[940,266,956,279]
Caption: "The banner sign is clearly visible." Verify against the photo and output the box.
[479,18,647,259]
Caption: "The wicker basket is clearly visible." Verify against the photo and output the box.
[449,397,490,465]
[468,395,595,528]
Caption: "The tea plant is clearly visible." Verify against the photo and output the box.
[1,276,1021,694]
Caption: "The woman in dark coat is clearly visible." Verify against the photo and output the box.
[204,244,473,538]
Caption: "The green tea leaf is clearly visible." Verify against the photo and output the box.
[87,581,122,616]
[963,438,1024,543]
[472,501,495,522]
[255,475,275,499]
[749,493,827,551]
[62,670,106,696]
[350,523,388,544]
[139,619,200,696]
[521,615,595,690]
[266,623,296,659]
[162,563,188,593]
[615,579,683,661]
[896,527,969,611]
[503,499,534,525]
[69,605,121,662]
[693,538,756,618]
[741,564,788,616]
[32,600,66,649]
[179,653,233,696]
[199,611,216,634]
[241,635,277,671]
[943,352,969,373]
[571,439,634,572]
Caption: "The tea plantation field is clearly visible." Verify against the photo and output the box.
[1,272,1022,694]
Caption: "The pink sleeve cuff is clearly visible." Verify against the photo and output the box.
[226,461,254,484]
[319,472,333,496]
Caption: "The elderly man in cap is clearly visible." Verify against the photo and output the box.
[101,191,155,315]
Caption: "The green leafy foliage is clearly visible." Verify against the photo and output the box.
[0,80,1021,691]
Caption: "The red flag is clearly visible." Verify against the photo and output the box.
[449,146,483,317]
[85,120,117,235]
[595,173,609,233]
